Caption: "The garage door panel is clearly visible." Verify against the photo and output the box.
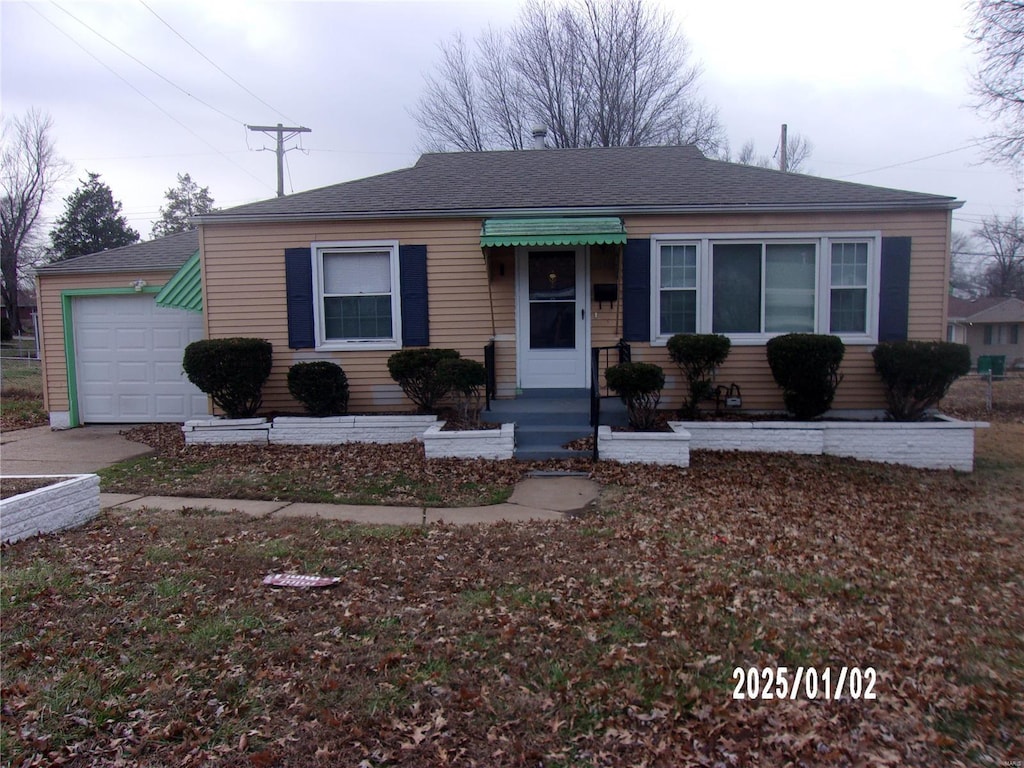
[116,395,151,419]
[77,328,113,351]
[154,362,186,381]
[155,395,187,419]
[152,327,186,351]
[79,361,113,384]
[116,361,149,381]
[74,294,207,423]
[115,328,148,352]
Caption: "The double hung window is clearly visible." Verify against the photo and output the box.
[312,241,401,349]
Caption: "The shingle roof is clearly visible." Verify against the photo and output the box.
[36,229,199,275]
[948,296,1024,322]
[200,145,960,222]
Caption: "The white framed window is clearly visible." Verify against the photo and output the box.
[657,243,698,336]
[311,240,402,350]
[651,232,880,345]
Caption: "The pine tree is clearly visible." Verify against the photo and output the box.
[49,172,139,261]
[151,173,216,237]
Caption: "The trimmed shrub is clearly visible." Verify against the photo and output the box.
[666,333,731,418]
[437,357,487,425]
[872,340,971,421]
[387,348,460,413]
[766,334,845,420]
[606,362,666,431]
[182,338,272,419]
[287,361,350,417]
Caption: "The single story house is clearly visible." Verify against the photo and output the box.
[37,145,961,427]
[947,295,1024,371]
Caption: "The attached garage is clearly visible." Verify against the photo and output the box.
[72,294,206,423]
[36,230,210,428]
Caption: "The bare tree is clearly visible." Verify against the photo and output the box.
[411,0,723,152]
[733,132,814,173]
[950,230,984,297]
[973,214,1024,297]
[968,0,1024,163]
[415,33,486,152]
[1,109,69,335]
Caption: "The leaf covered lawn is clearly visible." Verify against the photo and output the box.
[3,419,1023,766]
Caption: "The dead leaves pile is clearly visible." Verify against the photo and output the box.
[3,432,1023,766]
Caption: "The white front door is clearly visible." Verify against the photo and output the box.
[516,247,588,389]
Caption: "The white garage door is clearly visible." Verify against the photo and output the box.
[74,294,208,422]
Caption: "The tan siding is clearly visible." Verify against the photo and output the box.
[36,270,178,414]
[199,207,950,414]
[200,219,498,413]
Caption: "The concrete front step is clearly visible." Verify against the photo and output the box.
[481,390,625,460]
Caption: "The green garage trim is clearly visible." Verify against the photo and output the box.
[480,217,627,248]
[61,286,162,428]
[155,251,202,312]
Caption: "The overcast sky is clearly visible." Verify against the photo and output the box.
[2,0,1020,242]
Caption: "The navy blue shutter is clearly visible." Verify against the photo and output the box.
[284,247,315,349]
[399,244,429,346]
[622,238,651,342]
[878,237,911,342]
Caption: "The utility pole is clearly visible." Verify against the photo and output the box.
[246,123,311,197]
[780,123,788,173]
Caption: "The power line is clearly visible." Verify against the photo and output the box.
[838,143,981,179]
[137,0,299,125]
[26,4,270,191]
[50,1,245,126]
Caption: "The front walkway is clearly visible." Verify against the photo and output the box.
[100,474,600,526]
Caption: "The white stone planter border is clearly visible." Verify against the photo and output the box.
[270,415,439,445]
[674,415,987,471]
[183,417,270,445]
[1,474,101,543]
[423,422,515,460]
[597,424,691,467]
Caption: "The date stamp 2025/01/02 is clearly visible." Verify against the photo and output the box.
[731,666,878,701]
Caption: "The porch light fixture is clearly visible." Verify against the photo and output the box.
[132,279,148,292]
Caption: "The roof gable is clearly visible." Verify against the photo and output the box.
[200,146,961,222]
[948,296,1024,322]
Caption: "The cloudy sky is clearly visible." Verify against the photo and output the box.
[2,0,1020,241]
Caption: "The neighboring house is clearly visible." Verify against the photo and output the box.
[947,295,1024,370]
[35,229,207,428]
[1,288,38,329]
[37,146,962,427]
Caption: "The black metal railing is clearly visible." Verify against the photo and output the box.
[484,339,496,411]
[590,339,631,460]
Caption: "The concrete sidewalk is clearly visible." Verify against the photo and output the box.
[100,475,600,526]
[2,425,153,474]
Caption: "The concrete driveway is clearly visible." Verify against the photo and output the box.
[1,425,154,475]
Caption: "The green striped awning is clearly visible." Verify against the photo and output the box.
[155,251,203,312]
[480,217,627,248]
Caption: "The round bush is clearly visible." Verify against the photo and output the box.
[437,357,487,424]
[766,334,845,420]
[872,340,970,421]
[387,348,460,413]
[182,337,272,419]
[605,362,666,430]
[287,361,349,416]
[666,333,731,418]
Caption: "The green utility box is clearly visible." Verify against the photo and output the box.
[977,355,1006,377]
